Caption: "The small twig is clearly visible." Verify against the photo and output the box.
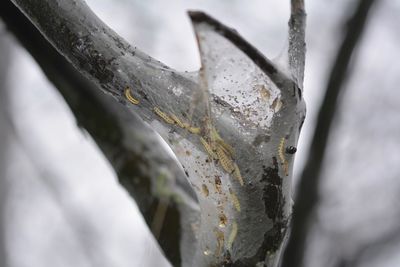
[281,0,377,267]
[288,0,306,87]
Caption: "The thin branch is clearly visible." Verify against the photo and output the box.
[288,0,306,87]
[281,0,377,266]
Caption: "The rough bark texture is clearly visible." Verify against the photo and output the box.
[6,0,307,266]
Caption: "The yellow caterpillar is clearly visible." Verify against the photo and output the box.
[124,87,139,105]
[216,145,235,173]
[233,163,244,186]
[200,137,218,160]
[153,107,175,124]
[278,137,289,176]
[217,139,235,157]
[187,126,201,134]
[171,114,201,134]
[170,113,186,129]
[229,188,241,212]
[227,222,238,250]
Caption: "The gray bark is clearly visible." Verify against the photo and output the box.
[6,1,307,266]
[288,0,306,87]
[282,1,377,266]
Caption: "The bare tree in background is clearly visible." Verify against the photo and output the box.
[0,0,381,266]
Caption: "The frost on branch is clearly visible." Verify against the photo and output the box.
[148,13,305,267]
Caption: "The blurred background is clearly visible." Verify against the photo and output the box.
[0,0,399,266]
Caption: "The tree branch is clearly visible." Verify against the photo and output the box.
[6,1,307,266]
[289,0,306,87]
[187,12,306,267]
[281,1,377,266]
[9,0,199,126]
[0,2,200,265]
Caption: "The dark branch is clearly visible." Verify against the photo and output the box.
[282,0,377,266]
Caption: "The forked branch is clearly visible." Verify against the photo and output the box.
[7,0,307,266]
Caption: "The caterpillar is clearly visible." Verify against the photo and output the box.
[200,137,218,160]
[233,163,244,186]
[229,188,241,212]
[181,121,201,134]
[187,126,201,134]
[216,146,235,173]
[124,87,139,105]
[153,107,175,124]
[278,137,286,163]
[170,113,186,129]
[227,222,238,251]
[278,137,289,176]
[217,139,235,157]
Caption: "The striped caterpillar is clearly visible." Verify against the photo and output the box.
[216,145,235,173]
[153,107,175,124]
[229,188,241,212]
[124,87,139,105]
[200,137,218,160]
[278,137,289,176]
[233,163,244,186]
